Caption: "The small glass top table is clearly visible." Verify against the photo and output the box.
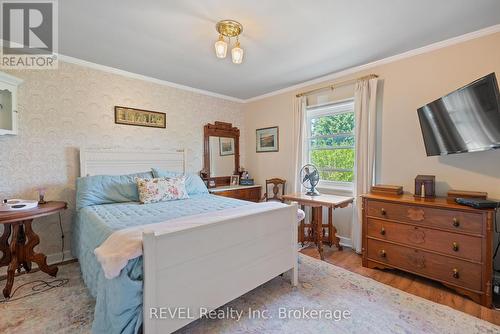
[283,193,354,260]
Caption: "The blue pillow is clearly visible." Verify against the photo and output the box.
[151,168,208,195]
[76,171,154,210]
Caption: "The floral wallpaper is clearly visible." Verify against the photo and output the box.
[0,62,244,258]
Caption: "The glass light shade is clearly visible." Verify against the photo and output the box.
[214,36,227,58]
[231,43,244,64]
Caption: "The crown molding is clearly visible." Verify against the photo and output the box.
[0,39,243,102]
[3,24,499,104]
[0,71,23,85]
[244,24,500,103]
[56,54,245,103]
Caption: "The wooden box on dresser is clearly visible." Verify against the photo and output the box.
[361,193,494,307]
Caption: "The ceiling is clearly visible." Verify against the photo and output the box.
[59,0,500,100]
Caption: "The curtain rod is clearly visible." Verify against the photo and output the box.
[295,74,378,98]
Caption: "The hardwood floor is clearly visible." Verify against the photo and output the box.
[300,245,500,326]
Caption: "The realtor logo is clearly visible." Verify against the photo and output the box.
[1,0,58,69]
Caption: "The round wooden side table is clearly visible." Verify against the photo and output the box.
[0,201,67,299]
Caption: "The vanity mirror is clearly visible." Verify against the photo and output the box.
[202,121,240,184]
[209,136,235,177]
[201,122,261,202]
[200,122,262,202]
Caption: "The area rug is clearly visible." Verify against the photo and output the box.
[0,263,94,334]
[1,255,499,334]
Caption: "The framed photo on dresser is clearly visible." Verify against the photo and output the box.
[207,178,217,188]
[230,175,240,186]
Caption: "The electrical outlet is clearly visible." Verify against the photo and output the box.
[494,283,500,295]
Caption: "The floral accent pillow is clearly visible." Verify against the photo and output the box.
[136,176,189,204]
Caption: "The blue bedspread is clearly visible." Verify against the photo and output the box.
[72,194,250,334]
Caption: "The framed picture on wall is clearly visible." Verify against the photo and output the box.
[219,137,235,156]
[114,106,166,128]
[256,126,279,153]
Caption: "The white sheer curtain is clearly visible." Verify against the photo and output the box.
[292,96,307,192]
[352,78,378,253]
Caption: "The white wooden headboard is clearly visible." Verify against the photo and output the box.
[79,148,187,176]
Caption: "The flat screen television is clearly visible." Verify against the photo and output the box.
[417,73,500,156]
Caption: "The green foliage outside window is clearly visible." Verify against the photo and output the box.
[311,112,355,136]
[309,112,355,183]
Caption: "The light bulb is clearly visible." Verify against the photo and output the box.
[231,41,244,64]
[214,35,227,58]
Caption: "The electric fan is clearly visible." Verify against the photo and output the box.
[300,164,320,196]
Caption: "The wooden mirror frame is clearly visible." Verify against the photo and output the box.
[201,122,240,186]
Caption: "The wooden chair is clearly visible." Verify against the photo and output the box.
[262,178,286,202]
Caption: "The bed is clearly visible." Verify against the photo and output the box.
[73,148,298,334]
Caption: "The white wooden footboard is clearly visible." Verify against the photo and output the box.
[143,203,298,334]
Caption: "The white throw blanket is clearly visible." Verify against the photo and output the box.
[94,202,306,279]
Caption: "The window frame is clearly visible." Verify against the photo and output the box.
[305,99,355,192]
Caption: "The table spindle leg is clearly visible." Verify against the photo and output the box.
[25,220,58,277]
[3,224,19,298]
[0,224,11,267]
[313,207,324,260]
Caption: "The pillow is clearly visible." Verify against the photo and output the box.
[76,171,154,210]
[151,168,208,195]
[136,176,189,204]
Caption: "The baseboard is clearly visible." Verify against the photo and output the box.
[298,236,353,250]
[338,236,352,249]
[0,250,74,277]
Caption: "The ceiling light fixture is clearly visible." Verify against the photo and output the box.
[214,34,227,58]
[214,20,244,64]
[231,37,243,64]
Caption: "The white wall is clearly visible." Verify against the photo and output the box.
[0,61,244,260]
[244,32,500,248]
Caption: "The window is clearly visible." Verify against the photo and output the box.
[306,100,355,188]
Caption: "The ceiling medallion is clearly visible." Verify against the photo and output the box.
[214,20,244,64]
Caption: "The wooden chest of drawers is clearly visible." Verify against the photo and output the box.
[209,185,262,202]
[362,193,494,307]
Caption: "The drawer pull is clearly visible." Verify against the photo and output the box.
[380,227,386,235]
[452,268,459,279]
[452,217,460,227]
[380,208,386,216]
[379,250,386,258]
[452,242,459,252]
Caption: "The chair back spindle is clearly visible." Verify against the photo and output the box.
[262,178,286,202]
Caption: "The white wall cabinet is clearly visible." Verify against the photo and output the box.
[0,72,23,135]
